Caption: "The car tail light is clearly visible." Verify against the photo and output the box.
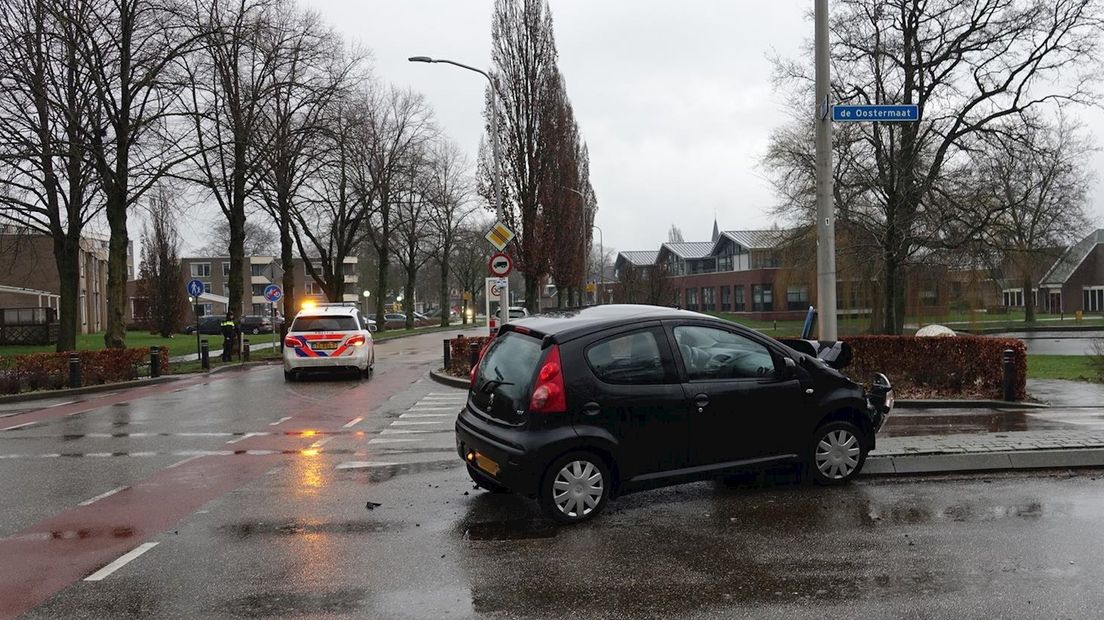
[346,334,366,346]
[529,345,566,413]
[284,336,301,348]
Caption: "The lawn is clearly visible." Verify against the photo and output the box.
[1026,355,1102,382]
[0,331,209,359]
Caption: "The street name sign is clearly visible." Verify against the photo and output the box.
[488,252,513,277]
[186,279,205,298]
[263,284,283,303]
[832,104,919,122]
[485,222,515,251]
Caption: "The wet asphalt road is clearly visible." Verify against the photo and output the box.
[3,331,1104,618]
[994,331,1103,356]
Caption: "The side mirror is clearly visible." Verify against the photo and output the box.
[780,357,797,379]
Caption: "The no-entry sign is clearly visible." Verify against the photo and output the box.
[488,252,513,277]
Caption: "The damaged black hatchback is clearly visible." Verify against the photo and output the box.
[455,305,892,524]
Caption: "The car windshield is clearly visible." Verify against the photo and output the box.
[290,315,358,332]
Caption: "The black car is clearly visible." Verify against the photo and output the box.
[238,315,273,334]
[455,304,893,524]
[183,316,222,335]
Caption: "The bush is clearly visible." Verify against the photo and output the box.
[842,335,1027,400]
[447,336,490,377]
[5,347,170,393]
[1090,338,1104,382]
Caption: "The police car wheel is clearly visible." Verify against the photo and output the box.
[283,369,296,382]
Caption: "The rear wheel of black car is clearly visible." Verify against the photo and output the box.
[809,421,867,485]
[467,464,510,493]
[538,452,610,524]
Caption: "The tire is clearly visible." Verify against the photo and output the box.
[538,452,611,524]
[283,369,296,382]
[808,421,867,485]
[467,464,510,494]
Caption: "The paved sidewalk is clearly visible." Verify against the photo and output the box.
[169,341,276,363]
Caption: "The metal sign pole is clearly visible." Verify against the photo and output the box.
[814,0,838,341]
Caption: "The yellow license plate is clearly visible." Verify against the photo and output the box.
[313,342,338,350]
[474,452,500,476]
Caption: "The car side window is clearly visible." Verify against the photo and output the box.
[674,325,776,380]
[585,330,668,384]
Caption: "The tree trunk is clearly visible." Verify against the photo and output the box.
[228,155,247,318]
[404,268,415,330]
[524,275,539,313]
[104,196,128,349]
[1023,272,1036,323]
[279,202,295,342]
[374,209,390,332]
[53,236,81,352]
[439,260,450,328]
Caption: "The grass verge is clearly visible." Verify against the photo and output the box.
[1026,355,1102,382]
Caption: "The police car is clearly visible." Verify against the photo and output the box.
[283,303,375,381]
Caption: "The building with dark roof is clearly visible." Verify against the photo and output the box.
[1037,229,1104,314]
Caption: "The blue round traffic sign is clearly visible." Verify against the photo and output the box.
[263,284,283,303]
[186,278,204,297]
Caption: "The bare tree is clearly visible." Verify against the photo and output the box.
[0,0,101,351]
[452,216,492,325]
[182,0,281,320]
[975,117,1093,322]
[667,225,684,243]
[766,0,1104,334]
[78,0,201,348]
[391,150,434,329]
[356,86,435,331]
[137,185,186,336]
[424,139,473,327]
[199,218,278,256]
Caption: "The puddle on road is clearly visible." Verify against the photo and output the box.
[463,518,558,541]
[219,520,399,539]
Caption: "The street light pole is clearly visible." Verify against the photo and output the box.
[592,224,604,305]
[814,0,838,341]
[409,56,508,329]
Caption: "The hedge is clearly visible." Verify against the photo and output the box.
[842,335,1026,400]
[446,335,491,378]
[0,347,170,394]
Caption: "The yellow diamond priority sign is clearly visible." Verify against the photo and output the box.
[485,221,515,251]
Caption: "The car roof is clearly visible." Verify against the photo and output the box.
[504,304,717,342]
[293,306,359,318]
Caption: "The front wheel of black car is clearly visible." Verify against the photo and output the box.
[538,452,610,524]
[467,464,509,494]
[809,421,867,485]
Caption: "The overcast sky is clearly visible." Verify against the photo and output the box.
[179,0,1104,255]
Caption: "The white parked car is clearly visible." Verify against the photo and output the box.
[283,304,375,381]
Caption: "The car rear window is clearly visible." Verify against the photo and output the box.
[472,331,542,425]
[291,315,358,332]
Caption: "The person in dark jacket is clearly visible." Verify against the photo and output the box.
[220,311,238,362]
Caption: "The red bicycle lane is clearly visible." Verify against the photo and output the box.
[0,364,426,619]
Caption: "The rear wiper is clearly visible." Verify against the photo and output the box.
[479,379,514,394]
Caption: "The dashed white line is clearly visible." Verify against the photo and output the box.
[399,413,453,418]
[78,486,128,506]
[84,542,159,581]
[226,432,264,445]
[391,420,450,426]
[335,461,400,470]
[310,436,334,448]
[269,416,293,426]
[166,455,204,469]
[46,400,79,408]
[381,428,432,435]
[367,437,424,445]
[407,407,456,412]
[342,416,364,428]
[1,421,35,431]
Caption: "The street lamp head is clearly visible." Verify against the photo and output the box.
[408,56,434,63]
[362,290,371,298]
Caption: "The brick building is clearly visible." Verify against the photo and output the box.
[1038,229,1104,314]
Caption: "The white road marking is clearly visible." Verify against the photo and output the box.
[380,428,433,435]
[269,416,293,426]
[46,400,79,408]
[407,407,456,412]
[84,542,159,581]
[335,461,400,470]
[226,432,264,445]
[1,421,35,431]
[166,455,204,469]
[342,416,364,428]
[367,437,423,445]
[391,420,449,426]
[427,392,464,396]
[420,396,466,401]
[400,413,453,418]
[78,486,128,506]
[310,436,334,448]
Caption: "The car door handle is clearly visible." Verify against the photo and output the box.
[693,393,710,412]
[581,402,601,416]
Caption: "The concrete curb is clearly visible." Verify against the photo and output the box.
[896,399,1047,409]
[956,324,1104,335]
[862,447,1104,476]
[0,375,181,405]
[429,369,469,389]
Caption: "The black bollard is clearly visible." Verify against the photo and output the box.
[68,352,81,389]
[243,339,250,362]
[200,339,210,371]
[443,339,452,368]
[150,346,161,378]
[1002,349,1016,401]
[469,346,479,373]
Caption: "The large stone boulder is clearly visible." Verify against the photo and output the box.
[915,324,957,337]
